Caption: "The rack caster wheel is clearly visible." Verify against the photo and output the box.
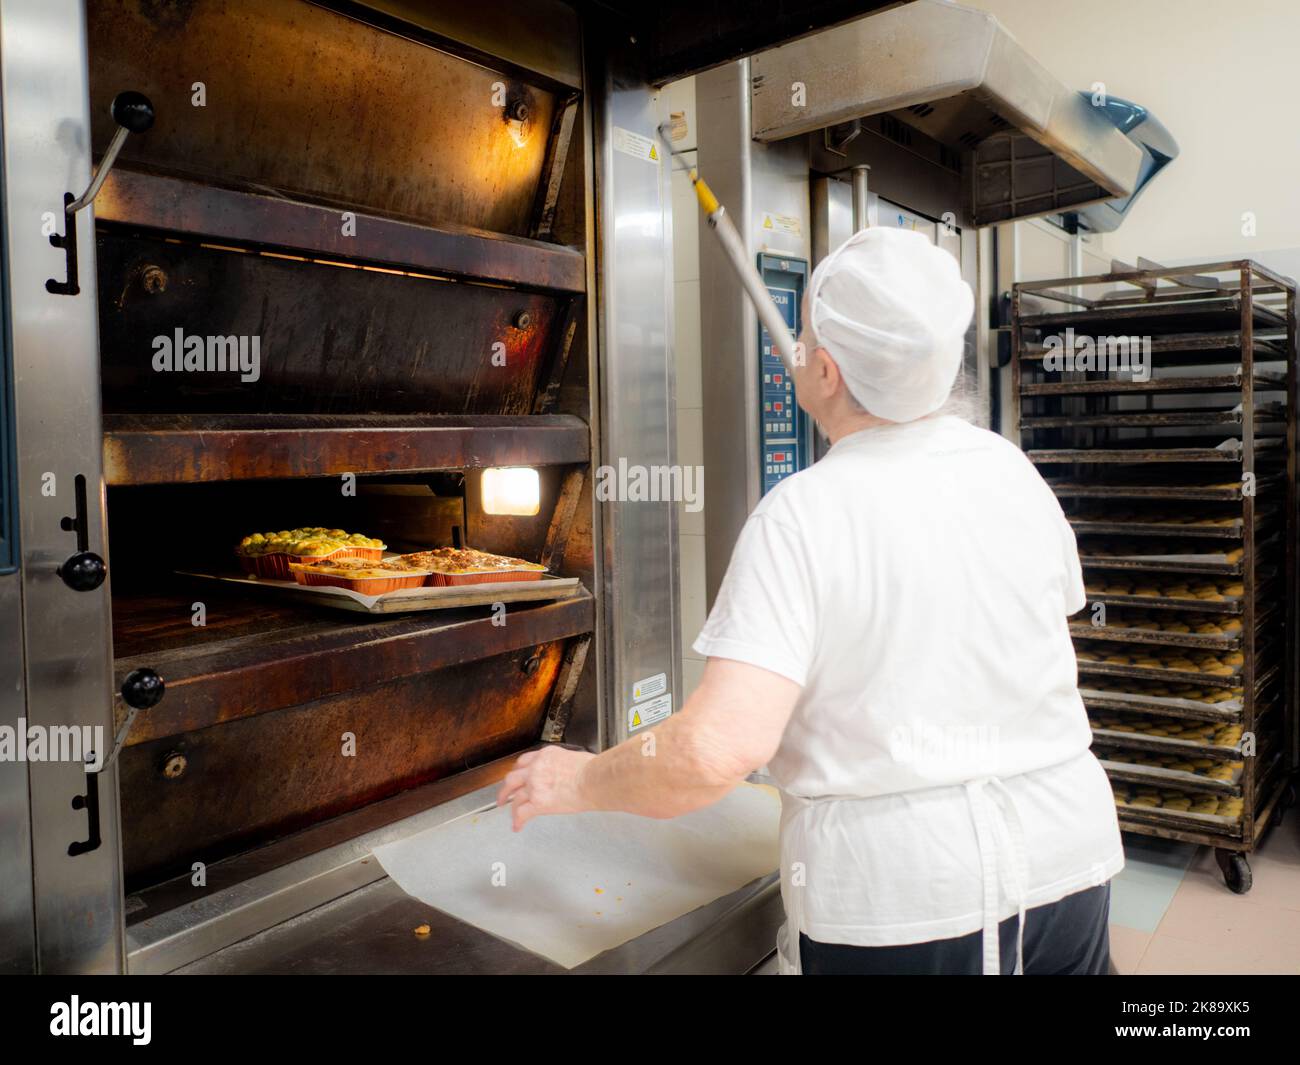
[1215,848,1252,894]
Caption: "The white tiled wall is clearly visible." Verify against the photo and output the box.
[665,77,707,700]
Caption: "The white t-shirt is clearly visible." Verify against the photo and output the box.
[694,415,1123,949]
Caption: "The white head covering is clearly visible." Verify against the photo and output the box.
[808,226,974,423]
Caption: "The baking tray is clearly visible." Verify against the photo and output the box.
[1020,371,1286,397]
[1115,800,1242,835]
[1045,477,1277,502]
[1070,519,1244,539]
[1089,724,1242,758]
[1070,622,1241,651]
[1021,404,1286,430]
[1100,758,1242,796]
[179,570,582,613]
[1074,589,1244,613]
[1017,295,1286,334]
[1078,554,1243,576]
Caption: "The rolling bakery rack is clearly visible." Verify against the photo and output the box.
[1013,259,1298,893]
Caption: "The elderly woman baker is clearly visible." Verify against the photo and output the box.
[498,227,1123,976]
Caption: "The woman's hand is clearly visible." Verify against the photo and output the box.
[496,746,596,831]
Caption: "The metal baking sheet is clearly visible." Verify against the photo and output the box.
[1098,758,1242,794]
[1080,687,1243,720]
[179,570,582,613]
[1090,725,1242,757]
[1069,623,1240,651]
[1116,802,1241,832]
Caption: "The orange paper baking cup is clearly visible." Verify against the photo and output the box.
[250,550,343,580]
[424,569,545,586]
[292,570,428,594]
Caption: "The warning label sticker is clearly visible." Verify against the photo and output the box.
[632,672,667,702]
[628,692,672,732]
[612,126,660,164]
[761,211,802,236]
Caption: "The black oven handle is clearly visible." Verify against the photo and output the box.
[46,91,154,297]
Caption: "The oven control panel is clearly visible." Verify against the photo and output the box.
[758,254,808,495]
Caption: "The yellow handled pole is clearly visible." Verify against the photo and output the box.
[659,126,801,377]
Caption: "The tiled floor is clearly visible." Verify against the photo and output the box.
[1110,811,1300,974]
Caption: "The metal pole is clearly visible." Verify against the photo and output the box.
[851,165,871,232]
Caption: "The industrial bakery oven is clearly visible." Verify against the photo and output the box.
[1,0,893,975]
[1013,261,1298,892]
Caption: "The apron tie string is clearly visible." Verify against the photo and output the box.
[964,777,1030,975]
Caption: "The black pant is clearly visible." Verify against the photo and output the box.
[799,882,1111,975]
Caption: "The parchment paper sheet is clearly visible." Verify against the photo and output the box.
[371,782,780,969]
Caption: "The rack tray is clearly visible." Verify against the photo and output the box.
[1017,294,1286,335]
[180,570,583,614]
[1021,371,1286,397]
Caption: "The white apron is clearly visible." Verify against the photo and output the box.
[776,777,1031,976]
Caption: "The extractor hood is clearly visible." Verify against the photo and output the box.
[749,0,1157,227]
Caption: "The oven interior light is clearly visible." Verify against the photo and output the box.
[481,467,540,516]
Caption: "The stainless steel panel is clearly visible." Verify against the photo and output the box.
[0,574,34,972]
[698,59,811,608]
[593,58,681,741]
[1,0,124,972]
[750,0,1145,223]
[810,174,852,269]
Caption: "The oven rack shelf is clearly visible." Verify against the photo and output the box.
[1089,725,1243,760]
[1082,691,1243,723]
[1021,403,1286,430]
[102,413,590,485]
[1069,519,1253,540]
[1028,438,1282,464]
[1048,476,1277,501]
[1071,597,1279,645]
[1070,622,1242,652]
[1081,545,1279,570]
[1078,661,1245,689]
[1018,333,1285,366]
[1078,555,1244,576]
[1020,371,1286,398]
[1076,631,1279,665]
[1017,293,1287,335]
[1082,659,1280,702]
[1089,701,1281,757]
[98,167,586,295]
[1100,760,1242,797]
[1073,591,1249,614]
[111,584,596,748]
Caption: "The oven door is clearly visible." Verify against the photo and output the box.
[0,0,124,973]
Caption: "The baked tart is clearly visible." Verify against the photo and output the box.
[396,547,547,586]
[236,527,387,578]
[289,556,430,593]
